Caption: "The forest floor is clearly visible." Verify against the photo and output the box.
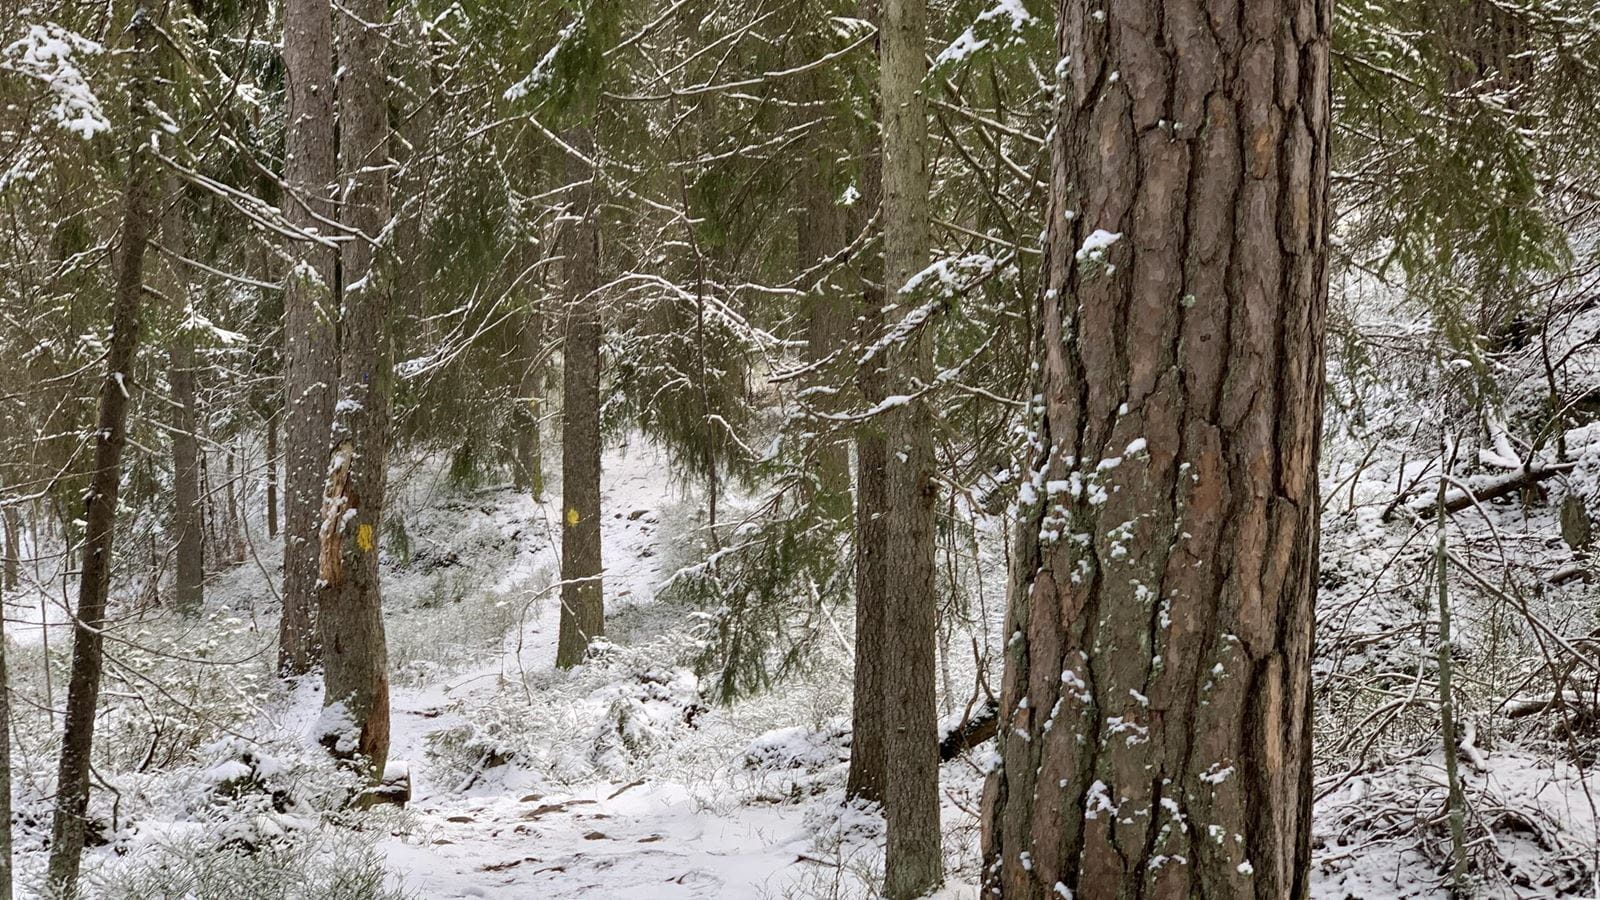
[240,440,988,900]
[14,435,1600,898]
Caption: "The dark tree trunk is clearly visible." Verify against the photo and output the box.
[0,565,10,900]
[847,0,888,806]
[47,4,161,891]
[797,121,854,520]
[225,442,244,563]
[315,0,392,782]
[2,496,19,593]
[265,409,279,538]
[164,172,204,615]
[515,276,546,501]
[878,0,941,893]
[980,0,1331,896]
[277,0,338,676]
[0,484,13,900]
[556,131,604,670]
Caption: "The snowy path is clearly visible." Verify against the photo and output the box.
[386,782,809,899]
[376,442,816,899]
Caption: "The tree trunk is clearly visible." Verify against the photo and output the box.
[164,172,204,616]
[556,130,604,670]
[0,565,10,900]
[878,0,942,894]
[225,442,244,563]
[2,495,19,593]
[515,282,546,501]
[980,0,1331,895]
[315,0,392,782]
[277,0,338,676]
[798,119,854,521]
[847,0,888,806]
[47,4,161,891]
[265,409,279,538]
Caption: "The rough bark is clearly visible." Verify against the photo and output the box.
[163,172,204,616]
[315,0,393,783]
[879,0,942,893]
[846,0,888,805]
[277,0,338,676]
[980,0,1331,896]
[46,4,161,891]
[556,131,605,670]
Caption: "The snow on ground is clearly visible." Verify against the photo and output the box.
[21,423,1600,897]
[165,437,987,900]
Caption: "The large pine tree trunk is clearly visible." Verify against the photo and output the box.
[556,132,604,670]
[277,0,338,676]
[315,0,393,781]
[981,0,1331,896]
[879,0,941,893]
[163,173,204,616]
[46,4,161,891]
[846,0,888,805]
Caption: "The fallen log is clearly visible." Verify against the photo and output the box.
[939,701,999,762]
[1385,462,1576,522]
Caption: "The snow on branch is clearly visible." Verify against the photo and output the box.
[2,23,109,138]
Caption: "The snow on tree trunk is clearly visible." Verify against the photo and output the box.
[277,0,338,676]
[315,0,392,782]
[980,0,1331,895]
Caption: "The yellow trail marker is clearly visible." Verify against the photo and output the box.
[357,523,375,552]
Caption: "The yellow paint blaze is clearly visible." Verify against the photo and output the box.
[357,523,375,552]
[566,507,580,526]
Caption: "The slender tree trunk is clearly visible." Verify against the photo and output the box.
[265,410,279,538]
[225,443,244,563]
[980,0,1331,895]
[2,494,19,593]
[878,0,941,893]
[277,0,338,676]
[315,0,392,782]
[515,295,546,501]
[0,572,10,900]
[556,130,604,670]
[798,120,853,520]
[0,484,13,900]
[164,172,204,616]
[47,3,161,891]
[847,0,888,805]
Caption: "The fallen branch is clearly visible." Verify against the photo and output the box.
[1385,463,1575,522]
[939,701,999,762]
[1500,693,1600,719]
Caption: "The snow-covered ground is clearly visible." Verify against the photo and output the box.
[14,422,1600,897]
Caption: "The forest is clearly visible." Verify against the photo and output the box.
[2,0,1599,896]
